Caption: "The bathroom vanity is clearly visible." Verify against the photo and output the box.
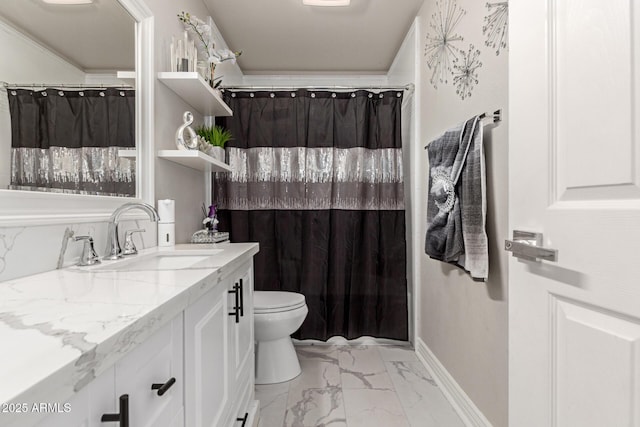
[0,243,259,427]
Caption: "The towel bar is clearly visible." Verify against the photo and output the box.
[424,110,501,150]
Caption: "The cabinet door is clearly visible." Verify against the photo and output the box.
[115,314,184,427]
[35,366,115,427]
[231,264,254,380]
[226,262,256,426]
[184,279,232,427]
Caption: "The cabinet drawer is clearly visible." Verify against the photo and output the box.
[115,314,184,427]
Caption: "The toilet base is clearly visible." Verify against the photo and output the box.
[255,337,301,384]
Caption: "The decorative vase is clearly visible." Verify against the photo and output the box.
[209,63,216,88]
[210,146,225,163]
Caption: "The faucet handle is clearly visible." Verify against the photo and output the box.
[122,228,145,256]
[74,236,101,266]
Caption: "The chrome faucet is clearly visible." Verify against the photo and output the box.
[104,202,159,260]
[75,236,101,266]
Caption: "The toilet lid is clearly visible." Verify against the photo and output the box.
[254,291,306,314]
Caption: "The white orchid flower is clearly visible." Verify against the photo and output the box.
[209,49,242,65]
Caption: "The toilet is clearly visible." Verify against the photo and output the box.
[254,291,308,384]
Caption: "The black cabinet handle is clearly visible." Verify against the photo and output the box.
[238,278,244,317]
[237,412,249,427]
[229,284,240,323]
[151,377,176,396]
[101,394,129,426]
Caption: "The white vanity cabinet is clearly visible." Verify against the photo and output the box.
[184,260,256,427]
[114,315,184,427]
[18,246,259,427]
[33,366,116,427]
[34,315,184,427]
[227,265,255,426]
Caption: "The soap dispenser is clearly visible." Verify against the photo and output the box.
[157,199,175,247]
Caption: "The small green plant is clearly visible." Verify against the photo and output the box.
[195,125,233,147]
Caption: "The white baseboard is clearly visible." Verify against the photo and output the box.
[415,338,493,427]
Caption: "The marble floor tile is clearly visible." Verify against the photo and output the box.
[295,345,340,364]
[385,361,465,427]
[283,346,347,427]
[256,345,465,427]
[342,388,410,427]
[337,346,394,390]
[256,382,290,427]
[377,345,418,362]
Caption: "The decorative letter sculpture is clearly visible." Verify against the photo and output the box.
[176,111,198,150]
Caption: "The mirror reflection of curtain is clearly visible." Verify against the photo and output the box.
[215,89,408,341]
[8,87,135,196]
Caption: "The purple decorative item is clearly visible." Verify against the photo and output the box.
[204,204,219,231]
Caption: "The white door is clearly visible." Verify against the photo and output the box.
[509,1,640,426]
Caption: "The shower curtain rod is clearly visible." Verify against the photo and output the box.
[221,83,414,92]
[1,81,133,90]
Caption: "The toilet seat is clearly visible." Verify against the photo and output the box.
[254,291,306,314]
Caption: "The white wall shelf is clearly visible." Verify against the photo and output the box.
[157,72,232,117]
[158,150,233,173]
[117,71,136,87]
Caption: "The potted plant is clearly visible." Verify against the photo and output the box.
[195,125,233,162]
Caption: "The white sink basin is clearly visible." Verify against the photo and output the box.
[94,250,223,272]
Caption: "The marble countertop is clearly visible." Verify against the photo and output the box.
[0,242,258,423]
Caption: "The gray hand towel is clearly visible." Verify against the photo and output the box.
[425,116,488,280]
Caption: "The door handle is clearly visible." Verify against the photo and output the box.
[101,394,129,426]
[238,278,244,317]
[151,377,176,396]
[504,230,558,262]
[229,284,240,324]
[237,412,249,426]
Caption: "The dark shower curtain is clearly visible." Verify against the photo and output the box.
[7,87,135,196]
[215,89,407,341]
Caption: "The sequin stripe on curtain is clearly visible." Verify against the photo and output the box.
[10,146,135,196]
[214,146,404,210]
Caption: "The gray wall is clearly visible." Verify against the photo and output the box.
[0,0,223,281]
[387,20,418,344]
[415,0,509,425]
[147,0,219,244]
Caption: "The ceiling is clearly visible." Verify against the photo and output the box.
[0,0,135,72]
[203,0,424,75]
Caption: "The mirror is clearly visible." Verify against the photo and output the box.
[0,0,136,197]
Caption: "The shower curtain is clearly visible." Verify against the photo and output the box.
[215,89,408,341]
[7,87,135,196]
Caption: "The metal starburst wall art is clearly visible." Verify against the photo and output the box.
[483,2,509,56]
[452,44,482,100]
[424,0,466,89]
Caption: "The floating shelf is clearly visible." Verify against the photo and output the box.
[157,72,232,117]
[158,150,233,173]
[116,71,135,88]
